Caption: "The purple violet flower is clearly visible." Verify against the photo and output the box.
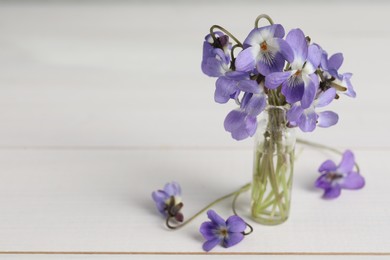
[224,83,267,140]
[287,88,338,132]
[152,182,184,222]
[315,150,365,199]
[235,24,293,76]
[320,51,356,98]
[202,32,231,77]
[332,73,356,98]
[265,29,322,108]
[214,71,257,104]
[320,51,343,79]
[200,210,247,252]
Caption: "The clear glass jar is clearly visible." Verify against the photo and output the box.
[251,106,296,225]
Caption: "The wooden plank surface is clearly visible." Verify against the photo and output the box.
[0,1,389,258]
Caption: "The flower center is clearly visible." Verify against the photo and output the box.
[219,228,228,237]
[294,70,302,76]
[326,172,343,181]
[260,41,268,51]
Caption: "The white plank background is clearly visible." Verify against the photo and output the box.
[0,1,389,258]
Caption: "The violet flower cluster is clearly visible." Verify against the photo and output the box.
[202,22,356,140]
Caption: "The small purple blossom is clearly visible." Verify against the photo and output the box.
[320,50,356,98]
[152,182,184,222]
[202,32,231,77]
[320,51,343,79]
[214,71,257,104]
[315,150,365,199]
[287,88,338,132]
[235,24,293,76]
[224,84,267,140]
[332,72,356,98]
[200,210,247,252]
[265,29,322,108]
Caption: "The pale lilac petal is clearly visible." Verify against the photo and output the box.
[240,92,252,108]
[301,74,318,109]
[338,150,355,174]
[244,93,267,117]
[200,222,218,240]
[317,111,339,128]
[201,57,226,77]
[281,78,304,104]
[152,190,168,202]
[286,104,303,123]
[298,109,318,132]
[256,51,285,76]
[340,172,365,190]
[226,215,246,233]
[315,174,332,189]
[225,70,249,80]
[307,44,322,70]
[243,25,285,47]
[243,28,263,47]
[316,88,336,107]
[231,115,257,140]
[343,73,356,98]
[319,160,337,173]
[286,28,308,61]
[237,80,260,94]
[224,110,245,132]
[328,53,344,70]
[207,210,226,227]
[265,71,292,89]
[152,190,168,215]
[203,238,221,252]
[268,24,285,38]
[320,50,329,71]
[274,38,294,63]
[235,46,258,72]
[224,232,244,248]
[214,77,237,104]
[323,186,341,199]
[164,182,181,196]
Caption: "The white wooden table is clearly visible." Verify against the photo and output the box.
[0,1,389,259]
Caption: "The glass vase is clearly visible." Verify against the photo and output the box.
[251,106,296,225]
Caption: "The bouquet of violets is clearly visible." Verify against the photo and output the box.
[151,14,365,253]
[202,14,355,140]
[201,14,359,225]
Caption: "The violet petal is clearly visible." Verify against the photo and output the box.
[317,111,339,128]
[340,172,365,190]
[203,238,222,252]
[224,232,244,248]
[323,186,342,199]
[338,150,355,174]
[226,215,246,233]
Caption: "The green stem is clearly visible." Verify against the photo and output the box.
[166,183,250,230]
[209,25,243,47]
[254,14,274,28]
[297,138,361,173]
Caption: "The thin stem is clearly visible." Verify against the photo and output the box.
[166,183,250,230]
[230,44,243,62]
[210,25,243,47]
[232,183,253,235]
[297,138,361,173]
[254,14,274,28]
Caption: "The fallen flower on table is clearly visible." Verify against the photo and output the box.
[151,182,184,222]
[199,210,247,252]
[315,150,365,199]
